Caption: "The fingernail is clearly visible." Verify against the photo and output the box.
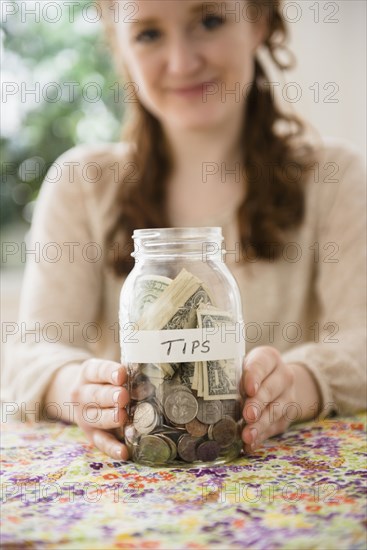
[113,446,122,459]
[250,427,257,443]
[112,407,120,423]
[112,370,119,384]
[113,390,121,404]
[254,382,259,394]
[249,405,258,421]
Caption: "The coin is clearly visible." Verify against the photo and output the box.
[159,426,187,444]
[150,396,165,416]
[123,424,136,445]
[196,440,221,462]
[185,418,208,437]
[137,435,172,464]
[211,416,238,447]
[177,434,201,462]
[131,375,156,401]
[133,402,159,434]
[159,380,190,406]
[165,419,186,429]
[196,398,223,425]
[157,433,177,461]
[222,399,241,420]
[161,379,191,396]
[207,424,214,440]
[164,389,198,424]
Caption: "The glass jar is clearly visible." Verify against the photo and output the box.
[119,227,245,466]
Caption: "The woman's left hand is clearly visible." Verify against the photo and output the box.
[241,346,296,453]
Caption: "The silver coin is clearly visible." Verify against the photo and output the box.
[123,424,137,455]
[121,424,136,445]
[149,396,165,416]
[211,416,238,447]
[159,379,191,402]
[158,426,187,444]
[207,424,214,440]
[196,398,223,425]
[177,434,200,462]
[164,389,198,424]
[133,402,159,434]
[157,433,177,461]
[136,435,172,464]
[131,375,156,401]
[221,399,241,420]
[164,418,186,429]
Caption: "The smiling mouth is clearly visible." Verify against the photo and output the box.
[170,81,218,96]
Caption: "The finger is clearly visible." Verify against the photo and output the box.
[241,346,281,397]
[241,398,289,451]
[242,416,290,454]
[83,359,127,386]
[91,428,130,460]
[79,384,130,409]
[82,405,128,430]
[243,369,288,424]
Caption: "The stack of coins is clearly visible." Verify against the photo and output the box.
[126,368,242,466]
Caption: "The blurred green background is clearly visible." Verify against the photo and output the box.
[1,0,124,241]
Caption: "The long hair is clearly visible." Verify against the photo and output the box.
[100,0,314,276]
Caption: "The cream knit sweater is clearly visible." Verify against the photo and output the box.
[2,138,366,421]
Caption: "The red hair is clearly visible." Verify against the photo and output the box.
[99,0,314,275]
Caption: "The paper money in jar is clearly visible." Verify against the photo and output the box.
[119,228,245,466]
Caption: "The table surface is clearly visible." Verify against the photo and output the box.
[1,412,366,550]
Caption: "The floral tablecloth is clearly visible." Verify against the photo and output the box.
[1,413,366,550]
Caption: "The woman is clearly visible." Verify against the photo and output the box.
[3,0,366,461]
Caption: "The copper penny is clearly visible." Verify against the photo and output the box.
[185,418,208,437]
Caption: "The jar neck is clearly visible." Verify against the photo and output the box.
[132,227,224,260]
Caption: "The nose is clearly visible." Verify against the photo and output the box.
[166,34,202,76]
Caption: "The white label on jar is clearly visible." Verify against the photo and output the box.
[120,325,245,363]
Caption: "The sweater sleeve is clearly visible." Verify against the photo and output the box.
[2,146,105,421]
[282,142,367,419]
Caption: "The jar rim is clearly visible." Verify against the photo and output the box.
[133,227,223,241]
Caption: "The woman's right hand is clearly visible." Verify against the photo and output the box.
[70,358,130,460]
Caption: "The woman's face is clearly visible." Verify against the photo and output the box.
[115,0,265,132]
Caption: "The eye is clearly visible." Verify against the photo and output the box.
[202,15,225,30]
[135,29,161,43]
